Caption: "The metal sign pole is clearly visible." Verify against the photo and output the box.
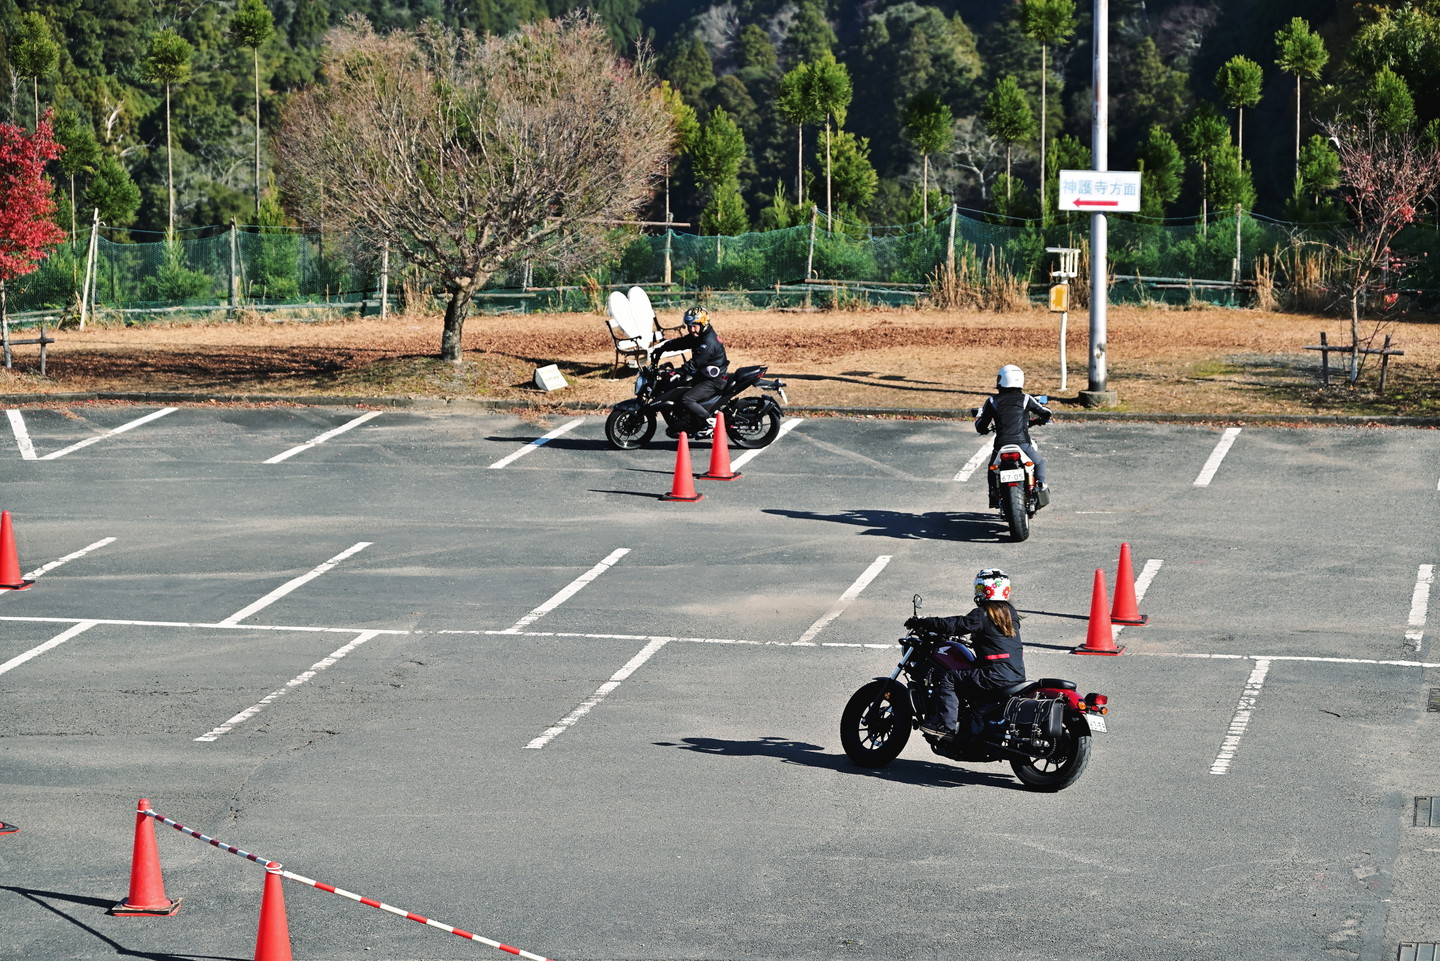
[1085,0,1115,406]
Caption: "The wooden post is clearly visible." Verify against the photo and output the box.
[1319,331,1329,387]
[79,209,99,330]
[946,204,957,275]
[805,206,818,281]
[228,218,240,319]
[379,240,390,319]
[1379,333,1392,393]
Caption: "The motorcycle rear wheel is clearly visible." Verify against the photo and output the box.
[840,679,911,768]
[725,398,782,449]
[1001,484,1030,541]
[1009,720,1091,791]
[605,408,656,450]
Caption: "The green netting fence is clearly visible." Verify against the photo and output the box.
[5,207,1436,326]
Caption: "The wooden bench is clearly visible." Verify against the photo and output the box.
[1,324,56,375]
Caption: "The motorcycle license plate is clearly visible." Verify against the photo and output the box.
[998,469,1025,483]
[1086,714,1108,733]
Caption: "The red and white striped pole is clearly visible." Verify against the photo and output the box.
[140,805,552,961]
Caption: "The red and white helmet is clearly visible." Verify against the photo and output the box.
[973,568,1011,603]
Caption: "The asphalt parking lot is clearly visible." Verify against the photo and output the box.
[1,404,1437,961]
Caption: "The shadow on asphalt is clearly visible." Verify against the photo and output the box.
[658,735,1025,790]
[762,508,1006,541]
[0,885,247,961]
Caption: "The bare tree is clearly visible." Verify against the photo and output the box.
[276,14,675,362]
[1322,110,1440,383]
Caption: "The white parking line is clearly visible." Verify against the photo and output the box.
[218,542,372,626]
[729,418,802,470]
[794,555,892,645]
[525,635,670,750]
[1407,564,1435,652]
[6,409,36,460]
[1193,427,1242,487]
[1210,657,1272,775]
[22,537,116,581]
[499,548,629,634]
[0,620,99,677]
[1112,558,1164,645]
[954,439,992,481]
[25,407,178,460]
[488,417,584,469]
[195,630,383,741]
[265,410,384,464]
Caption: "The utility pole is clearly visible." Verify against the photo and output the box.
[1082,0,1118,407]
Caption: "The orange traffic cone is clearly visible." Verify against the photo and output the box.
[1073,569,1125,656]
[111,799,181,916]
[253,863,294,961]
[1110,543,1149,626]
[660,432,704,502]
[701,411,741,481]
[0,511,33,591]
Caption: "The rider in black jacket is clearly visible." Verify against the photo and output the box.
[650,306,730,435]
[905,569,1026,739]
[975,364,1052,491]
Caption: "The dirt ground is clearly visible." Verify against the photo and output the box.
[2,303,1438,420]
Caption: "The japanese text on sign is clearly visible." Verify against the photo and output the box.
[1057,170,1142,213]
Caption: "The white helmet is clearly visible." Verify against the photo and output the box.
[973,568,1011,603]
[997,365,1025,389]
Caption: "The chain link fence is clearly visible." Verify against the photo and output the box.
[4,208,1435,326]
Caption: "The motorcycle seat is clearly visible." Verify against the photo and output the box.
[1031,678,1077,691]
[999,678,1076,697]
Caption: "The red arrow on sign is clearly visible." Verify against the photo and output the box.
[1071,199,1120,207]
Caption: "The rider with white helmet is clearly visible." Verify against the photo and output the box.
[904,568,1028,739]
[976,364,1053,495]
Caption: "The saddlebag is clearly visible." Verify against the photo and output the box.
[1001,696,1064,741]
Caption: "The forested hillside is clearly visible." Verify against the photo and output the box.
[0,0,1433,238]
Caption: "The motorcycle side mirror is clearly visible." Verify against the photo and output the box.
[1034,394,1049,405]
[968,407,982,418]
[912,593,923,616]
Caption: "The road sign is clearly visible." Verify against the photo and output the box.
[1058,169,1141,213]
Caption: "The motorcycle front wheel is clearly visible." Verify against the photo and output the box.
[725,398,782,449]
[1009,719,1091,792]
[840,679,912,768]
[1001,484,1031,541]
[604,408,656,450]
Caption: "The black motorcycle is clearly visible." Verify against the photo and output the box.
[973,396,1049,542]
[839,594,1110,792]
[604,361,787,450]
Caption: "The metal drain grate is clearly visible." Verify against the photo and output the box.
[1416,798,1440,827]
[1429,689,1440,712]
[1399,944,1440,961]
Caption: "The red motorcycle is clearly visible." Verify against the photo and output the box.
[839,594,1110,792]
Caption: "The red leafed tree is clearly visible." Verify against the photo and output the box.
[0,113,65,340]
[1322,110,1440,383]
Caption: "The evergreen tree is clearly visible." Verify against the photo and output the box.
[142,29,193,238]
[84,154,142,227]
[1215,55,1262,162]
[1368,66,1416,134]
[52,111,101,245]
[1017,0,1075,220]
[901,90,952,220]
[1274,17,1328,187]
[825,129,878,219]
[776,60,824,207]
[9,12,59,129]
[1180,104,1229,225]
[230,0,275,215]
[692,107,748,235]
[1135,124,1183,219]
[784,1,835,67]
[981,75,1035,202]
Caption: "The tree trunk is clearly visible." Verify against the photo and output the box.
[165,83,174,239]
[1293,75,1301,188]
[796,124,804,207]
[824,120,832,230]
[253,47,262,215]
[440,281,475,362]
[1349,290,1361,384]
[922,153,929,221]
[1040,45,1048,221]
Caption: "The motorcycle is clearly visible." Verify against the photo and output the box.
[839,594,1109,792]
[605,360,787,451]
[973,395,1049,542]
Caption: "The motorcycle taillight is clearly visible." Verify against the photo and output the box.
[1082,693,1109,714]
[1000,451,1022,463]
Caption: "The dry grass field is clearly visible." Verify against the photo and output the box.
[2,302,1437,420]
